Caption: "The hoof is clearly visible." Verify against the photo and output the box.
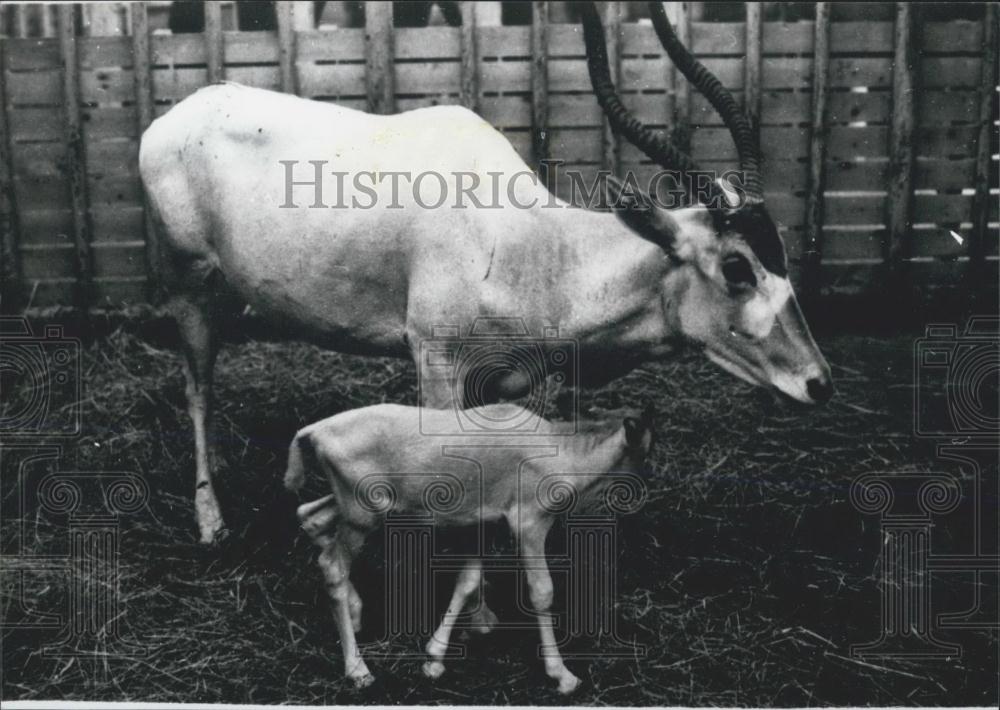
[198,525,229,545]
[470,606,498,635]
[557,673,581,695]
[422,660,445,679]
[351,672,375,689]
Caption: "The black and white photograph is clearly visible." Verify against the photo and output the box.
[0,1,997,707]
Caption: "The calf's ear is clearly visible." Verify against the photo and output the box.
[624,417,644,449]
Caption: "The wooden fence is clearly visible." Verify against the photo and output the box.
[1,1,997,312]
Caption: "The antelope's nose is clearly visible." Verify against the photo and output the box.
[806,376,835,404]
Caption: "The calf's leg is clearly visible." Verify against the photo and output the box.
[299,496,363,633]
[514,516,580,695]
[415,370,499,635]
[317,525,372,687]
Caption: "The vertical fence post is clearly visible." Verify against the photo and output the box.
[365,2,394,114]
[15,4,28,38]
[743,2,762,145]
[530,1,549,182]
[0,41,23,312]
[968,2,998,294]
[884,2,916,290]
[58,4,93,314]
[43,4,57,37]
[131,2,159,301]
[276,0,298,95]
[670,2,691,151]
[204,1,223,84]
[601,1,621,176]
[459,1,479,112]
[802,2,831,298]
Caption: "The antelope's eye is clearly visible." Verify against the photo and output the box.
[721,253,757,288]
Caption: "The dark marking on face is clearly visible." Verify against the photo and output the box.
[711,204,788,277]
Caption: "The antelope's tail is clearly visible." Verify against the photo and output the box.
[284,429,312,492]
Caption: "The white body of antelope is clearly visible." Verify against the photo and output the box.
[284,402,653,693]
[138,2,832,639]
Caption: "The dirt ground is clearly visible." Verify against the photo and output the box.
[1,322,997,705]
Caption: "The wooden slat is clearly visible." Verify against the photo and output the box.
[86,139,139,176]
[744,3,762,141]
[79,35,132,69]
[690,88,980,129]
[91,243,147,279]
[394,62,457,95]
[393,27,460,59]
[478,25,530,58]
[4,69,62,106]
[918,57,984,88]
[90,205,145,243]
[365,1,394,114]
[276,0,297,94]
[131,2,157,301]
[884,2,916,273]
[688,20,983,56]
[1,41,24,310]
[601,1,620,175]
[59,4,93,313]
[151,34,206,66]
[599,160,978,202]
[295,29,365,62]
[969,2,998,287]
[459,2,479,111]
[225,31,279,63]
[803,2,831,295]
[204,1,223,84]
[918,20,985,54]
[531,1,549,173]
[4,38,61,71]
[15,177,138,218]
[672,2,691,152]
[88,176,143,210]
[296,63,367,98]
[131,14,153,133]
[16,208,73,246]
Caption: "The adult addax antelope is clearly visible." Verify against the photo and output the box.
[140,2,832,549]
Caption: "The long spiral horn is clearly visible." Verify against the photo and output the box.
[580,1,728,207]
[648,2,764,204]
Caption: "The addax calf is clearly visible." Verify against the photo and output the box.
[284,403,653,694]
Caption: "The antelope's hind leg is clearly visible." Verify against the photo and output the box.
[171,294,225,544]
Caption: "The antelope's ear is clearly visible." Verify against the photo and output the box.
[605,175,678,250]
